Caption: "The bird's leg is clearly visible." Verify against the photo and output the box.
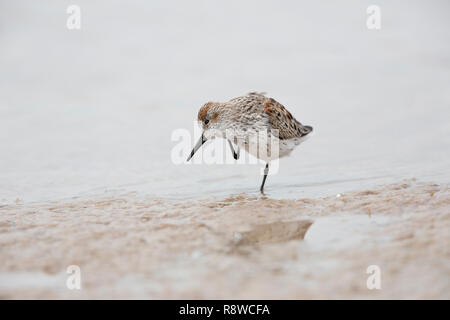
[227,139,240,160]
[260,163,269,193]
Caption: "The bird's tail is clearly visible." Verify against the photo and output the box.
[301,125,313,137]
[304,125,313,134]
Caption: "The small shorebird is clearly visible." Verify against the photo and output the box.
[187,92,313,193]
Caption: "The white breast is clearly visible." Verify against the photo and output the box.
[235,133,310,162]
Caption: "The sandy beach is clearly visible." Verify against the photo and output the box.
[0,180,448,299]
[1,1,449,299]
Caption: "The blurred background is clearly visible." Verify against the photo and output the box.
[1,0,449,203]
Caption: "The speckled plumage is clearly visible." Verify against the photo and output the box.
[197,92,312,158]
[190,92,313,193]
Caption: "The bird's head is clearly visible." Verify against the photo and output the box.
[187,102,227,161]
[197,102,223,131]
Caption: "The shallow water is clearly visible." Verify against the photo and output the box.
[2,2,450,300]
[1,1,450,204]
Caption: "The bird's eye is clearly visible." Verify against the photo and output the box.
[204,119,209,125]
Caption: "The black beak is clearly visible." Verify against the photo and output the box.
[187,134,207,161]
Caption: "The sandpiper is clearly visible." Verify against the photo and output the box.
[187,92,313,193]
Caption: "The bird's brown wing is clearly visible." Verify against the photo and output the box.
[263,97,312,140]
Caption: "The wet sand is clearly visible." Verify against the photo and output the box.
[0,180,448,299]
[1,1,449,300]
